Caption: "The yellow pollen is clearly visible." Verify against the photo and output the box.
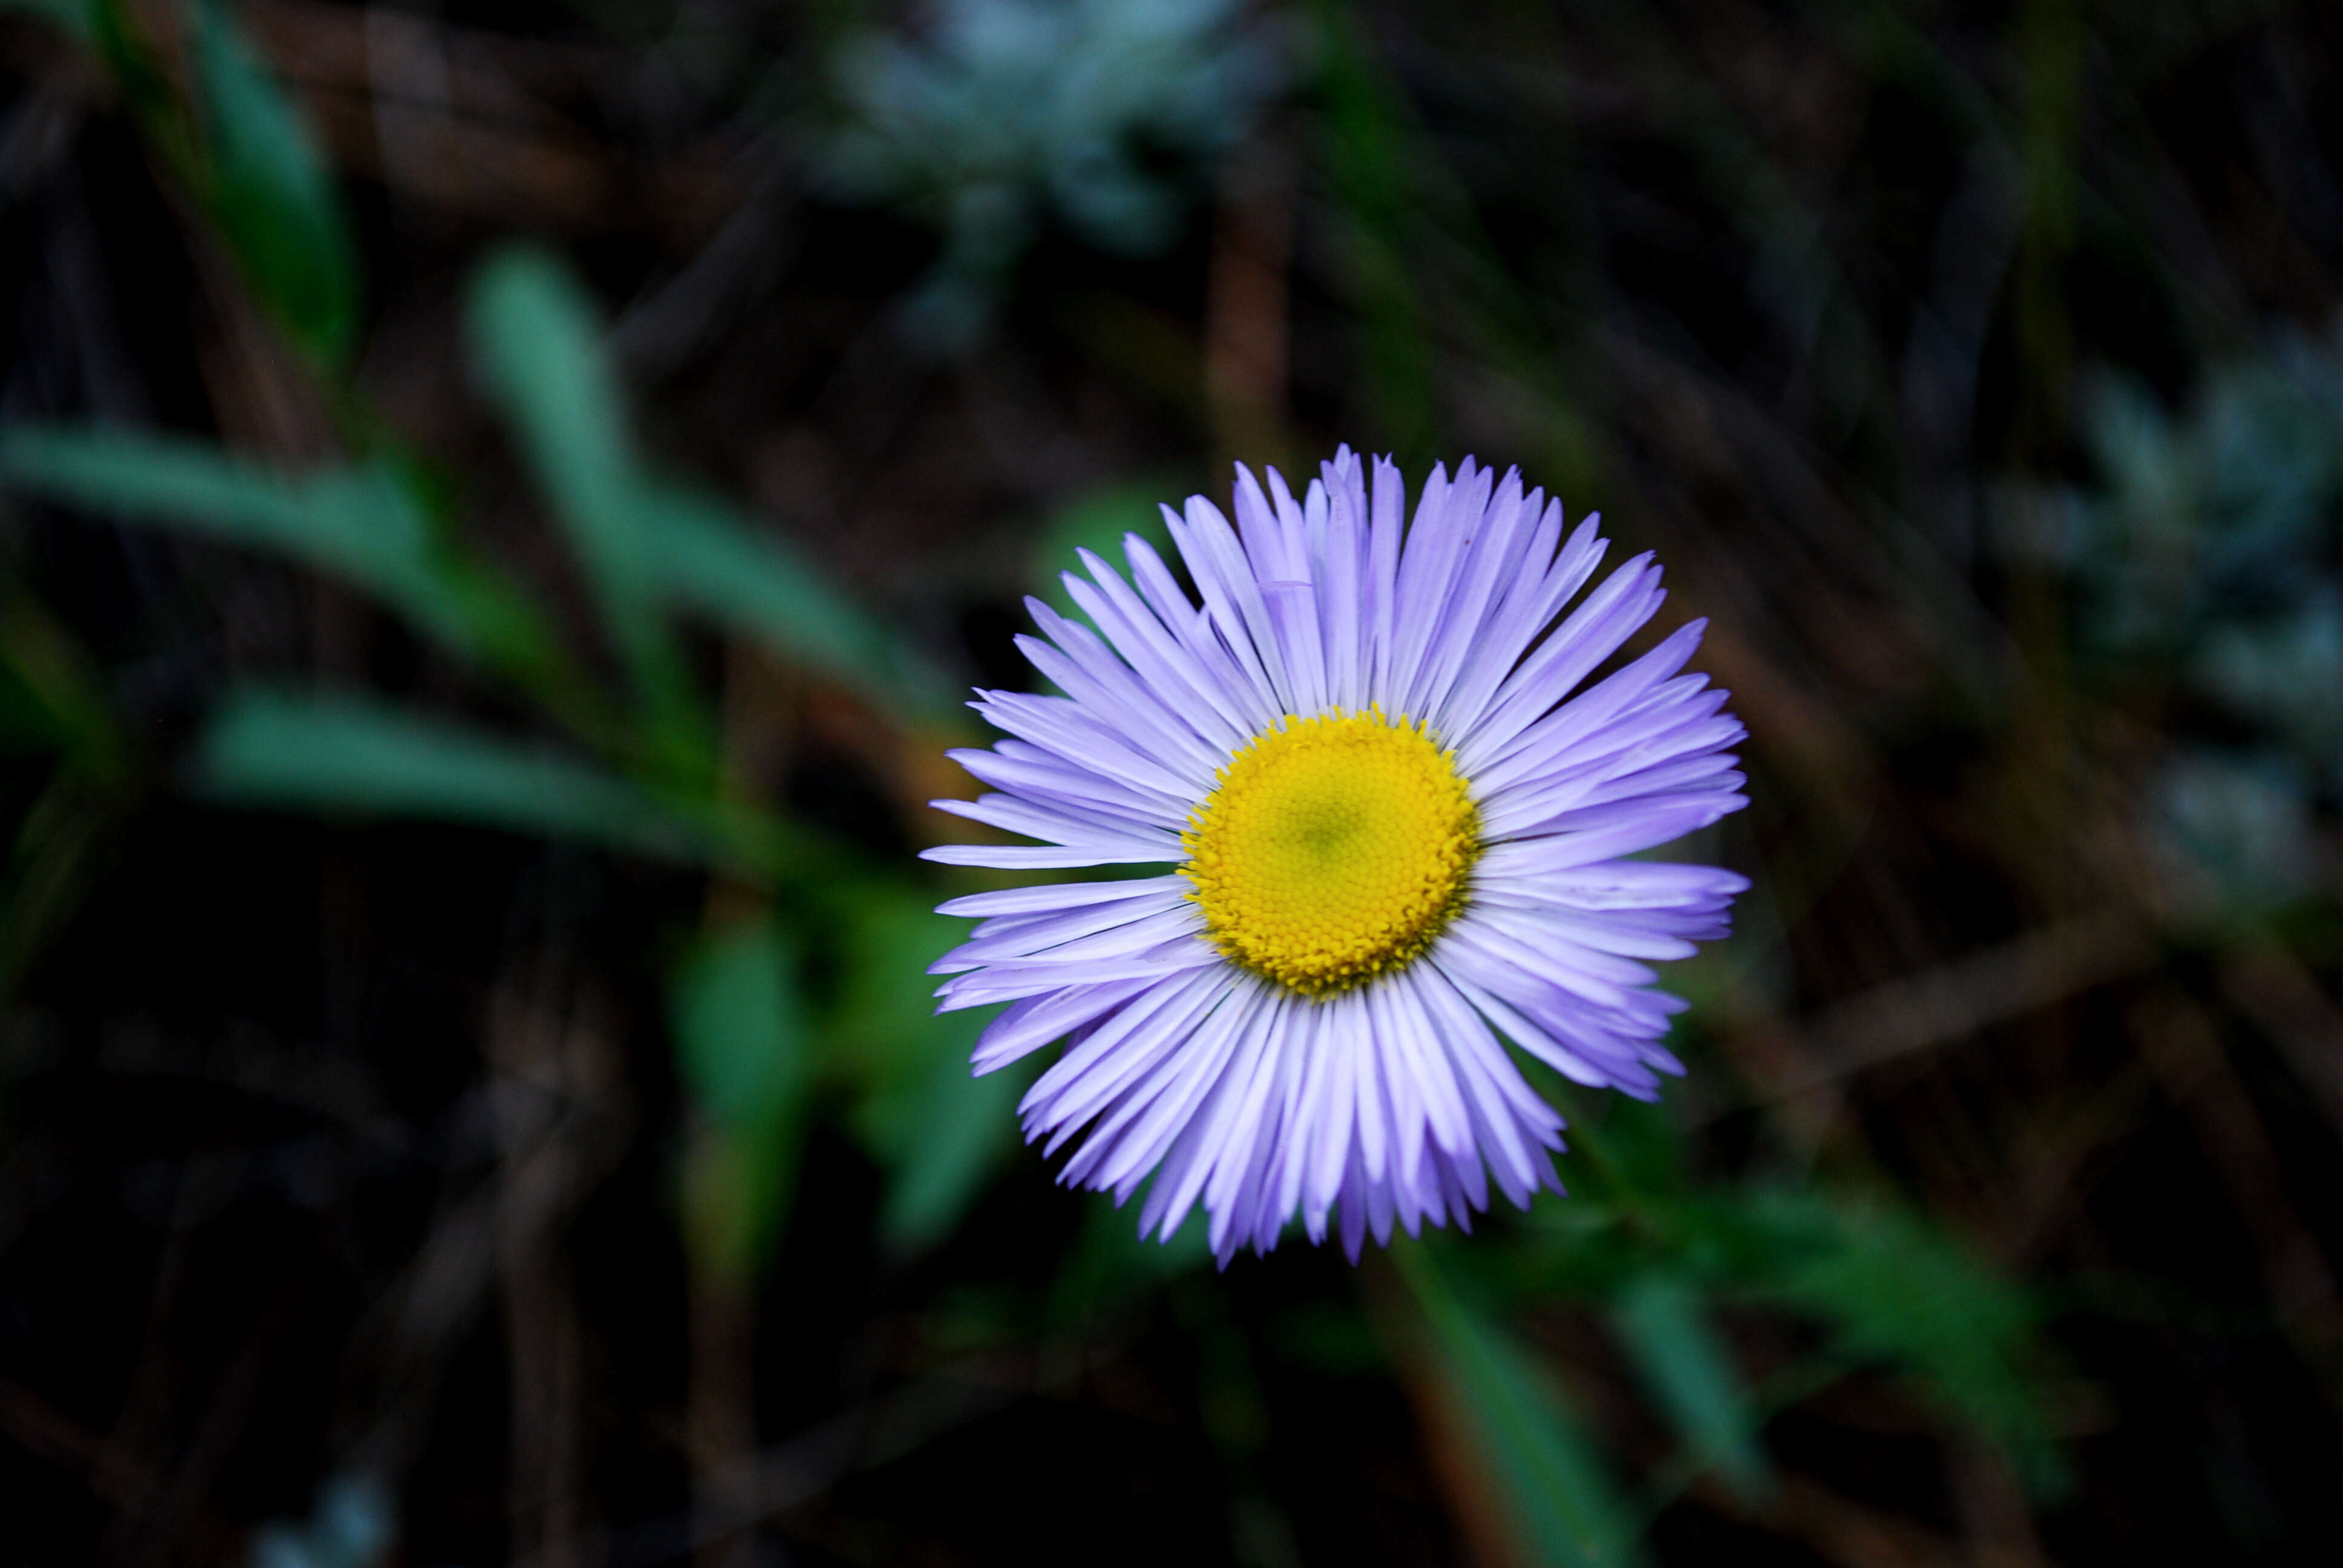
[1181,708,1480,998]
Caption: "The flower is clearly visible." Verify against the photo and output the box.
[925,450,1749,1261]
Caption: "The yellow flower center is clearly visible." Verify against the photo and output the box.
[1181,708,1480,998]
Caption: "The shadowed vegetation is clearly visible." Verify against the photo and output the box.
[2,1,2342,1564]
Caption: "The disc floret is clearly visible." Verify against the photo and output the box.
[1181,707,1479,997]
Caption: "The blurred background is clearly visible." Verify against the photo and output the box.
[2,0,2342,1563]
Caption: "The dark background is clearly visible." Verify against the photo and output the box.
[5,1,2343,1564]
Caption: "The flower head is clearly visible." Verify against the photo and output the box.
[926,450,1749,1261]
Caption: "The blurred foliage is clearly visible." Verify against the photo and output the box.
[673,915,810,1278]
[2041,331,2343,917]
[189,0,359,361]
[1394,1089,2066,1561]
[818,0,1280,346]
[0,555,130,999]
[825,884,1023,1252]
[3,0,2343,1564]
[0,0,365,362]
[1398,1241,1646,1568]
[0,218,1014,1313]
[243,1474,393,1568]
[1026,477,1179,617]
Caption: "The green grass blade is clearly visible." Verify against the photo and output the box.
[468,250,635,575]
[1,428,414,577]
[831,887,1015,1255]
[192,0,359,362]
[634,482,954,721]
[194,687,711,863]
[467,250,672,670]
[467,250,710,768]
[874,1048,1020,1253]
[1611,1270,1774,1508]
[1397,1243,1644,1568]
[1744,1195,2069,1498]
[672,916,810,1276]
[0,429,514,665]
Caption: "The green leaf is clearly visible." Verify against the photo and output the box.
[468,253,649,621]
[0,428,418,581]
[467,250,707,765]
[1735,1194,2068,1498]
[465,252,939,735]
[192,0,358,362]
[673,916,808,1133]
[1611,1270,1772,1507]
[468,250,635,567]
[876,1047,1021,1252]
[634,482,954,720]
[830,884,1015,1254]
[0,428,554,673]
[1029,479,1177,619]
[1396,1243,1643,1568]
[672,916,810,1276]
[194,687,712,863]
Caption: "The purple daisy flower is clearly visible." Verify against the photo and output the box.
[925,449,1749,1262]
